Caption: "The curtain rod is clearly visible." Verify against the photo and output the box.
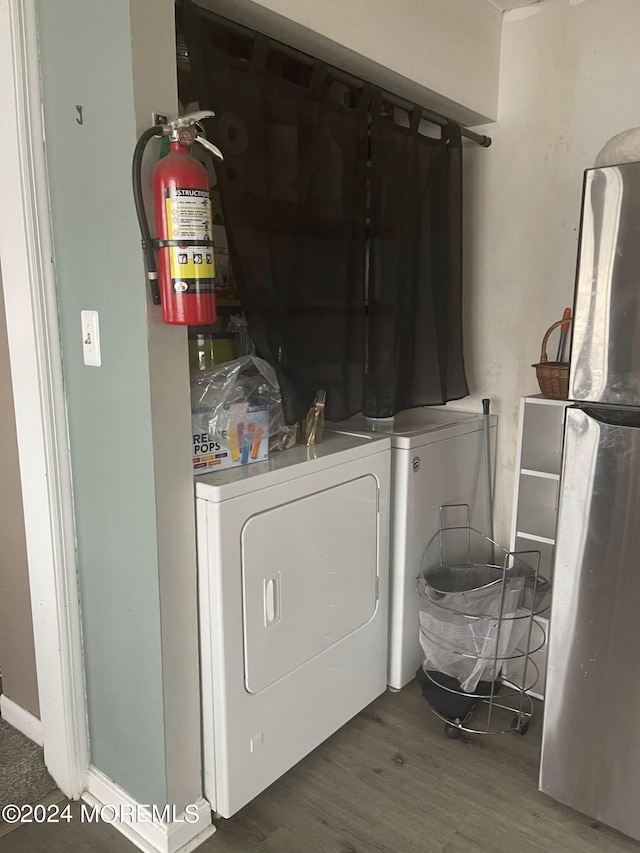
[183,3,493,148]
[379,92,492,148]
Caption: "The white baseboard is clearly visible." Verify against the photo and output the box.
[0,694,43,746]
[84,767,215,853]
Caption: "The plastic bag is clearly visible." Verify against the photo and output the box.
[191,356,296,460]
[227,314,256,357]
[417,576,530,692]
[417,566,549,693]
[416,518,551,694]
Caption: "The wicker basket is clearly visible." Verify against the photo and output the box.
[532,318,572,400]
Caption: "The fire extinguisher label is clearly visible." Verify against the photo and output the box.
[165,188,215,294]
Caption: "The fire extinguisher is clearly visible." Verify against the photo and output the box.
[132,111,224,325]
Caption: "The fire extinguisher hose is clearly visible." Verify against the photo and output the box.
[132,125,165,305]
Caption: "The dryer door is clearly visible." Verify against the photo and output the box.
[241,475,379,694]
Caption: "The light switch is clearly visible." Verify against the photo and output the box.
[81,310,101,367]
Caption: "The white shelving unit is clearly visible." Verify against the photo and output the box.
[507,394,570,700]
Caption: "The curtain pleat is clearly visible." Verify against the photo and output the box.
[184,4,369,424]
[184,4,468,423]
[364,103,468,417]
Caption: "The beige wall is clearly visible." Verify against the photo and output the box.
[452,0,640,542]
[199,0,503,124]
[0,268,39,718]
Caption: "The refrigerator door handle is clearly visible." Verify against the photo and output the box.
[581,404,640,429]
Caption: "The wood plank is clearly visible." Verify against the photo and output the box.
[0,790,65,840]
[0,801,134,852]
[2,685,640,853]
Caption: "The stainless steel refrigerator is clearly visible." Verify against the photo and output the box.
[540,161,640,840]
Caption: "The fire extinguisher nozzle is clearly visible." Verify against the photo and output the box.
[132,124,165,302]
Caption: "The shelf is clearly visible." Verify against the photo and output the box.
[508,393,565,705]
[515,476,559,542]
[524,394,571,407]
[520,402,567,476]
[516,531,556,546]
[513,535,556,579]
[521,468,560,481]
[504,616,549,699]
[521,447,563,478]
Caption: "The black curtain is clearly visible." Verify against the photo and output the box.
[184,3,369,424]
[364,101,468,417]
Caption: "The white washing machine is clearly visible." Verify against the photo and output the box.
[195,433,390,818]
[329,407,497,690]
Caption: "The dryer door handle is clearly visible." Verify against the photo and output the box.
[264,572,281,627]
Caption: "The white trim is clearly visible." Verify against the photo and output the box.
[84,767,215,853]
[0,695,43,747]
[523,394,569,407]
[515,531,556,546]
[0,0,89,797]
[521,468,561,481]
[508,396,527,554]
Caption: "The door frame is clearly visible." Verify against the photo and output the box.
[0,0,89,797]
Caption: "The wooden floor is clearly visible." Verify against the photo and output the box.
[2,683,640,853]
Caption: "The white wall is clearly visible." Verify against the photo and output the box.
[200,0,502,124]
[455,0,640,542]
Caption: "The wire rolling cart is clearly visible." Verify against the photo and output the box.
[416,504,551,739]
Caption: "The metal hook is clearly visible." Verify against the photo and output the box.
[75,105,83,125]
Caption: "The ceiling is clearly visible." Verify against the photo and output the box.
[488,0,543,10]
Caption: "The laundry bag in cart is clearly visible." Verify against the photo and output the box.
[416,506,550,729]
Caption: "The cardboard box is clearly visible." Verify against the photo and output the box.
[192,404,269,474]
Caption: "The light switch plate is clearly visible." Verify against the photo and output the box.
[81,310,101,367]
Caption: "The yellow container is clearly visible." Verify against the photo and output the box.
[188,333,237,371]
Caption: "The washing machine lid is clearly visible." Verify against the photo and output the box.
[328,407,493,450]
[241,474,379,694]
[195,432,390,502]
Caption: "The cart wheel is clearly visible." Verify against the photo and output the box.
[444,723,461,740]
[511,717,529,736]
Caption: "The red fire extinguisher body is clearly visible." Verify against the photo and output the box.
[152,140,217,325]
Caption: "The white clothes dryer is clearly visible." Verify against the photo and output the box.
[329,407,497,690]
[196,433,390,818]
